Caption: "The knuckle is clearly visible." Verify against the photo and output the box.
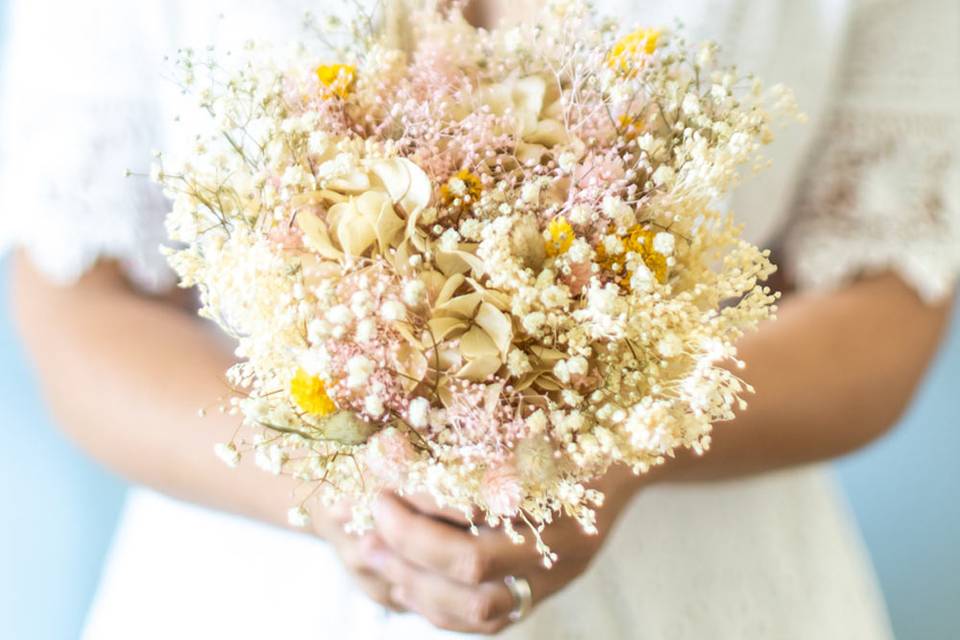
[467,592,498,624]
[455,547,490,585]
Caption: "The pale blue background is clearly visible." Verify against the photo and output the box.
[0,4,957,639]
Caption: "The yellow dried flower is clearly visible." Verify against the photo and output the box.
[597,224,668,288]
[440,169,483,209]
[290,368,337,416]
[315,63,356,100]
[545,217,575,257]
[629,225,668,285]
[607,28,661,74]
[617,113,645,140]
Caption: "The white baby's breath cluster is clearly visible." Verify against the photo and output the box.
[156,0,792,561]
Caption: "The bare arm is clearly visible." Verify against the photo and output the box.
[10,247,954,633]
[641,271,954,485]
[360,271,955,634]
[10,252,405,608]
[8,253,297,528]
[11,247,951,506]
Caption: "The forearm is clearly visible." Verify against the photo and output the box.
[649,272,953,485]
[8,254,299,530]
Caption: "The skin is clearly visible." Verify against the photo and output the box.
[10,253,953,634]
[6,3,954,635]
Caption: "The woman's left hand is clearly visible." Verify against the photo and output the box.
[367,466,644,635]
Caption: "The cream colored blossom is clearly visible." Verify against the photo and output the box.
[160,2,786,562]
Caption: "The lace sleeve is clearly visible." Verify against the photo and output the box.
[782,0,960,303]
[0,0,174,292]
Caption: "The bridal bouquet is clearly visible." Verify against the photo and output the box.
[155,0,793,561]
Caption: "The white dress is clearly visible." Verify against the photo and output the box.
[2,0,958,637]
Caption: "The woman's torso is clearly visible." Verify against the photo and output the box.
[83,1,891,637]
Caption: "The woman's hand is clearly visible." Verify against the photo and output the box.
[366,467,643,634]
[311,501,407,613]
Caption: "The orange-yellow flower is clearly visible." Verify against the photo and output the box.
[617,113,645,140]
[439,169,483,209]
[545,217,575,257]
[607,28,661,75]
[316,63,356,100]
[596,224,669,289]
[290,368,337,416]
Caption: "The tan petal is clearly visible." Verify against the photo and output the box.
[475,303,512,357]
[534,374,563,392]
[435,292,482,319]
[437,378,455,408]
[510,216,546,272]
[335,201,377,256]
[542,176,571,205]
[525,118,568,147]
[295,210,341,260]
[426,317,468,344]
[483,382,504,414]
[459,326,499,360]
[514,370,540,391]
[439,246,486,277]
[355,190,392,218]
[393,321,421,349]
[327,170,371,194]
[511,76,547,136]
[370,158,432,216]
[542,97,565,120]
[516,142,548,167]
[404,203,433,252]
[436,346,462,372]
[482,290,512,312]
[479,83,513,118]
[436,273,466,306]
[375,198,405,252]
[396,344,429,391]
[435,249,471,277]
[390,239,413,276]
[455,356,501,381]
[290,189,349,208]
[421,270,450,304]
[528,345,566,365]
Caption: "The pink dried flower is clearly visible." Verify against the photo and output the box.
[481,462,524,517]
[563,258,593,296]
[365,428,417,488]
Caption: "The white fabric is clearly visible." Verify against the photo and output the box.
[84,471,892,639]
[2,0,956,637]
[783,0,960,302]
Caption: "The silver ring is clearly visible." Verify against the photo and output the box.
[503,575,533,622]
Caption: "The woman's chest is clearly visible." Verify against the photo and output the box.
[161,0,848,243]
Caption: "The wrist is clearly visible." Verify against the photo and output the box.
[596,463,650,521]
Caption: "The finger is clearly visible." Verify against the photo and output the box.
[376,553,516,634]
[374,495,543,585]
[400,493,475,527]
[354,570,406,613]
[336,531,387,574]
[373,495,489,583]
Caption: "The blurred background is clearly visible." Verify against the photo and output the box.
[0,3,957,639]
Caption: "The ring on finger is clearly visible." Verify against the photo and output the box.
[503,575,533,622]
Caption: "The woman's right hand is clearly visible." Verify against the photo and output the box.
[312,501,404,613]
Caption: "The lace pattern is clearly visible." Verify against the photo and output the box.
[0,0,175,292]
[782,0,960,302]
